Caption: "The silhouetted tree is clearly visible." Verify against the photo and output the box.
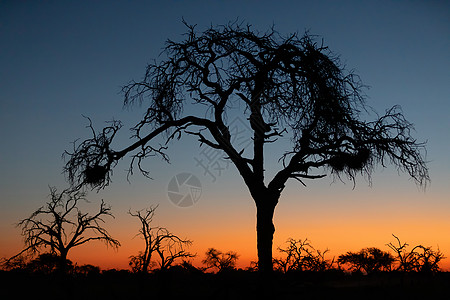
[337,247,394,274]
[5,187,120,273]
[387,234,445,273]
[274,238,334,272]
[64,22,429,273]
[202,248,239,272]
[128,206,194,273]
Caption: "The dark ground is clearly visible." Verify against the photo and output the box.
[2,269,449,300]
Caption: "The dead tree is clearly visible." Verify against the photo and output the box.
[202,248,239,272]
[387,234,445,273]
[128,206,194,273]
[64,22,429,273]
[5,187,120,273]
[274,238,334,272]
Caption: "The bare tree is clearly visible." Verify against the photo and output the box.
[128,206,194,273]
[387,234,445,273]
[64,22,429,273]
[274,238,334,273]
[202,248,239,272]
[5,187,120,273]
[337,247,394,274]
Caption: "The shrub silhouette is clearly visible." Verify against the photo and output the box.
[202,248,239,272]
[27,253,74,274]
[387,234,445,273]
[274,238,334,273]
[337,247,394,274]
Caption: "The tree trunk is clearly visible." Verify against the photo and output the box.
[59,249,69,274]
[143,253,150,273]
[256,200,277,274]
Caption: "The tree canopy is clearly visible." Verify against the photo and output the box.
[64,22,428,191]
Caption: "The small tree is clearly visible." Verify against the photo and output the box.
[274,238,334,273]
[202,248,239,272]
[337,247,394,274]
[5,187,120,273]
[387,234,445,273]
[128,206,194,273]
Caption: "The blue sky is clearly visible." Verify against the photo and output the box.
[0,0,449,269]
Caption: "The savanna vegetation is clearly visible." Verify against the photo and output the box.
[1,234,448,299]
[2,195,448,299]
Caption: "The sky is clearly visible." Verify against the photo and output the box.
[0,0,449,271]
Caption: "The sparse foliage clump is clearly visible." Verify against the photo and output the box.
[202,248,239,272]
[27,253,74,274]
[387,234,445,273]
[337,247,395,274]
[1,252,74,274]
[274,238,334,273]
[1,254,28,272]
[64,117,122,190]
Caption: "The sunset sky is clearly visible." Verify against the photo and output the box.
[1,0,449,271]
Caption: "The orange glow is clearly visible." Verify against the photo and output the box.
[2,191,449,272]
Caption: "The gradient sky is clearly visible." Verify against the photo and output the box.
[1,0,449,271]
